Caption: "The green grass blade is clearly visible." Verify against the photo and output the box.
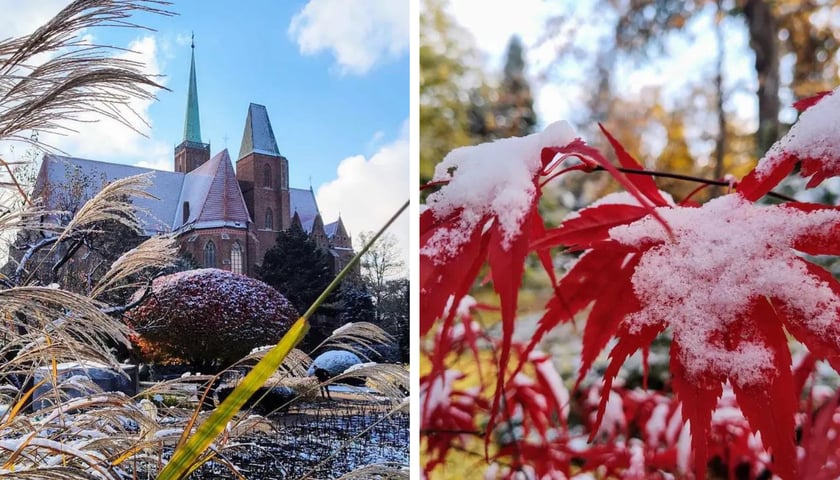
[157,199,408,479]
[157,317,308,479]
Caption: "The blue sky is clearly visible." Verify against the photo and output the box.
[0,0,410,261]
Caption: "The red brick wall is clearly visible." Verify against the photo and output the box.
[175,143,211,173]
[236,152,290,264]
[178,227,250,274]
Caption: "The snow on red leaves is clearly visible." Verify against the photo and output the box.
[573,193,840,478]
[740,86,840,197]
[421,108,840,479]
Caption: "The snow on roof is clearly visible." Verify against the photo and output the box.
[238,103,282,160]
[176,149,251,230]
[289,187,321,233]
[324,219,347,238]
[39,154,185,233]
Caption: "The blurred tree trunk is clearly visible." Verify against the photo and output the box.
[743,0,780,156]
[713,0,727,196]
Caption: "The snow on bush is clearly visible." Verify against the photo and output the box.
[126,268,298,368]
[307,350,362,377]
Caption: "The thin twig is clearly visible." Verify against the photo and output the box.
[593,165,799,202]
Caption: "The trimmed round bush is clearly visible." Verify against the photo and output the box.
[126,268,298,369]
[308,350,362,377]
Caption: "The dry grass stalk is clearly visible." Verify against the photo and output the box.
[90,234,178,300]
[319,321,396,360]
[0,0,173,148]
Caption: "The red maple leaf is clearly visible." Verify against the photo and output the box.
[740,87,840,198]
[420,369,487,474]
[793,90,832,112]
[531,192,840,479]
[420,121,671,445]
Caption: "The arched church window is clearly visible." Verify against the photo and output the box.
[231,241,243,274]
[263,164,272,188]
[204,240,216,268]
[265,207,274,230]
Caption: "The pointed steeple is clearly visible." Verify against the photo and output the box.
[174,33,210,174]
[183,33,202,144]
[238,103,281,159]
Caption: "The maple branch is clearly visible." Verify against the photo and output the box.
[421,428,485,436]
[594,166,798,202]
[422,165,798,202]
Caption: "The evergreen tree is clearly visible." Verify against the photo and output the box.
[377,278,409,363]
[258,222,333,315]
[469,35,537,141]
[497,35,537,138]
[339,283,376,325]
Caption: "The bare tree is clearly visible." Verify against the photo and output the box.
[358,231,405,308]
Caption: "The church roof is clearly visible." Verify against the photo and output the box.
[324,221,338,237]
[238,103,282,159]
[176,149,251,229]
[183,36,202,144]
[36,151,252,235]
[289,187,320,233]
[37,155,185,234]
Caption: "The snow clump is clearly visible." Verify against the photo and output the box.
[422,121,577,260]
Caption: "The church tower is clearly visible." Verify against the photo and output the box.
[236,103,290,264]
[174,34,210,173]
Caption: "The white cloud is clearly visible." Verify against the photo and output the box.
[288,0,408,75]
[316,121,409,267]
[0,1,70,38]
[35,35,172,170]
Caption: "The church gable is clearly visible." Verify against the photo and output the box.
[325,218,351,249]
[176,149,251,231]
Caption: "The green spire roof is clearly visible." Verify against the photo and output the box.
[183,33,202,143]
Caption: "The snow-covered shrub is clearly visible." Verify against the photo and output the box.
[126,268,299,369]
[308,350,363,377]
[216,383,297,415]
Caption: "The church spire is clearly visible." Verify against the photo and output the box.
[174,33,210,174]
[183,32,202,143]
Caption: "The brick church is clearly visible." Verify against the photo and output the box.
[32,40,354,277]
